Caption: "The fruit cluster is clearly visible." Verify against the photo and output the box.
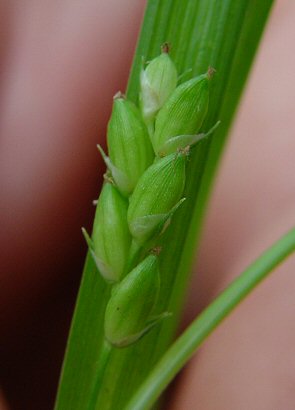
[84,45,213,348]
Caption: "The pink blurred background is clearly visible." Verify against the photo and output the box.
[1,1,295,409]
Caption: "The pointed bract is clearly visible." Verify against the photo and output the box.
[98,145,133,197]
[157,121,220,157]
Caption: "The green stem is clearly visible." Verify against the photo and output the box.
[125,227,295,410]
[87,340,112,410]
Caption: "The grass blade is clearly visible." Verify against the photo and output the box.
[124,228,295,410]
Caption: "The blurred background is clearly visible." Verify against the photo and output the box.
[1,1,294,409]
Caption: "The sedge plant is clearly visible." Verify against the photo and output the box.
[53,1,295,410]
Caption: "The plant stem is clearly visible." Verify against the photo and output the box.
[125,227,295,410]
[87,340,112,410]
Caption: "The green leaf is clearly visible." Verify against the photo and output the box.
[54,1,274,409]
[124,227,295,410]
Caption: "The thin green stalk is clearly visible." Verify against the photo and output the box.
[125,227,295,410]
[55,2,274,409]
[87,341,112,410]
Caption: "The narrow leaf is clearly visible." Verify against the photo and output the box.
[125,228,295,410]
